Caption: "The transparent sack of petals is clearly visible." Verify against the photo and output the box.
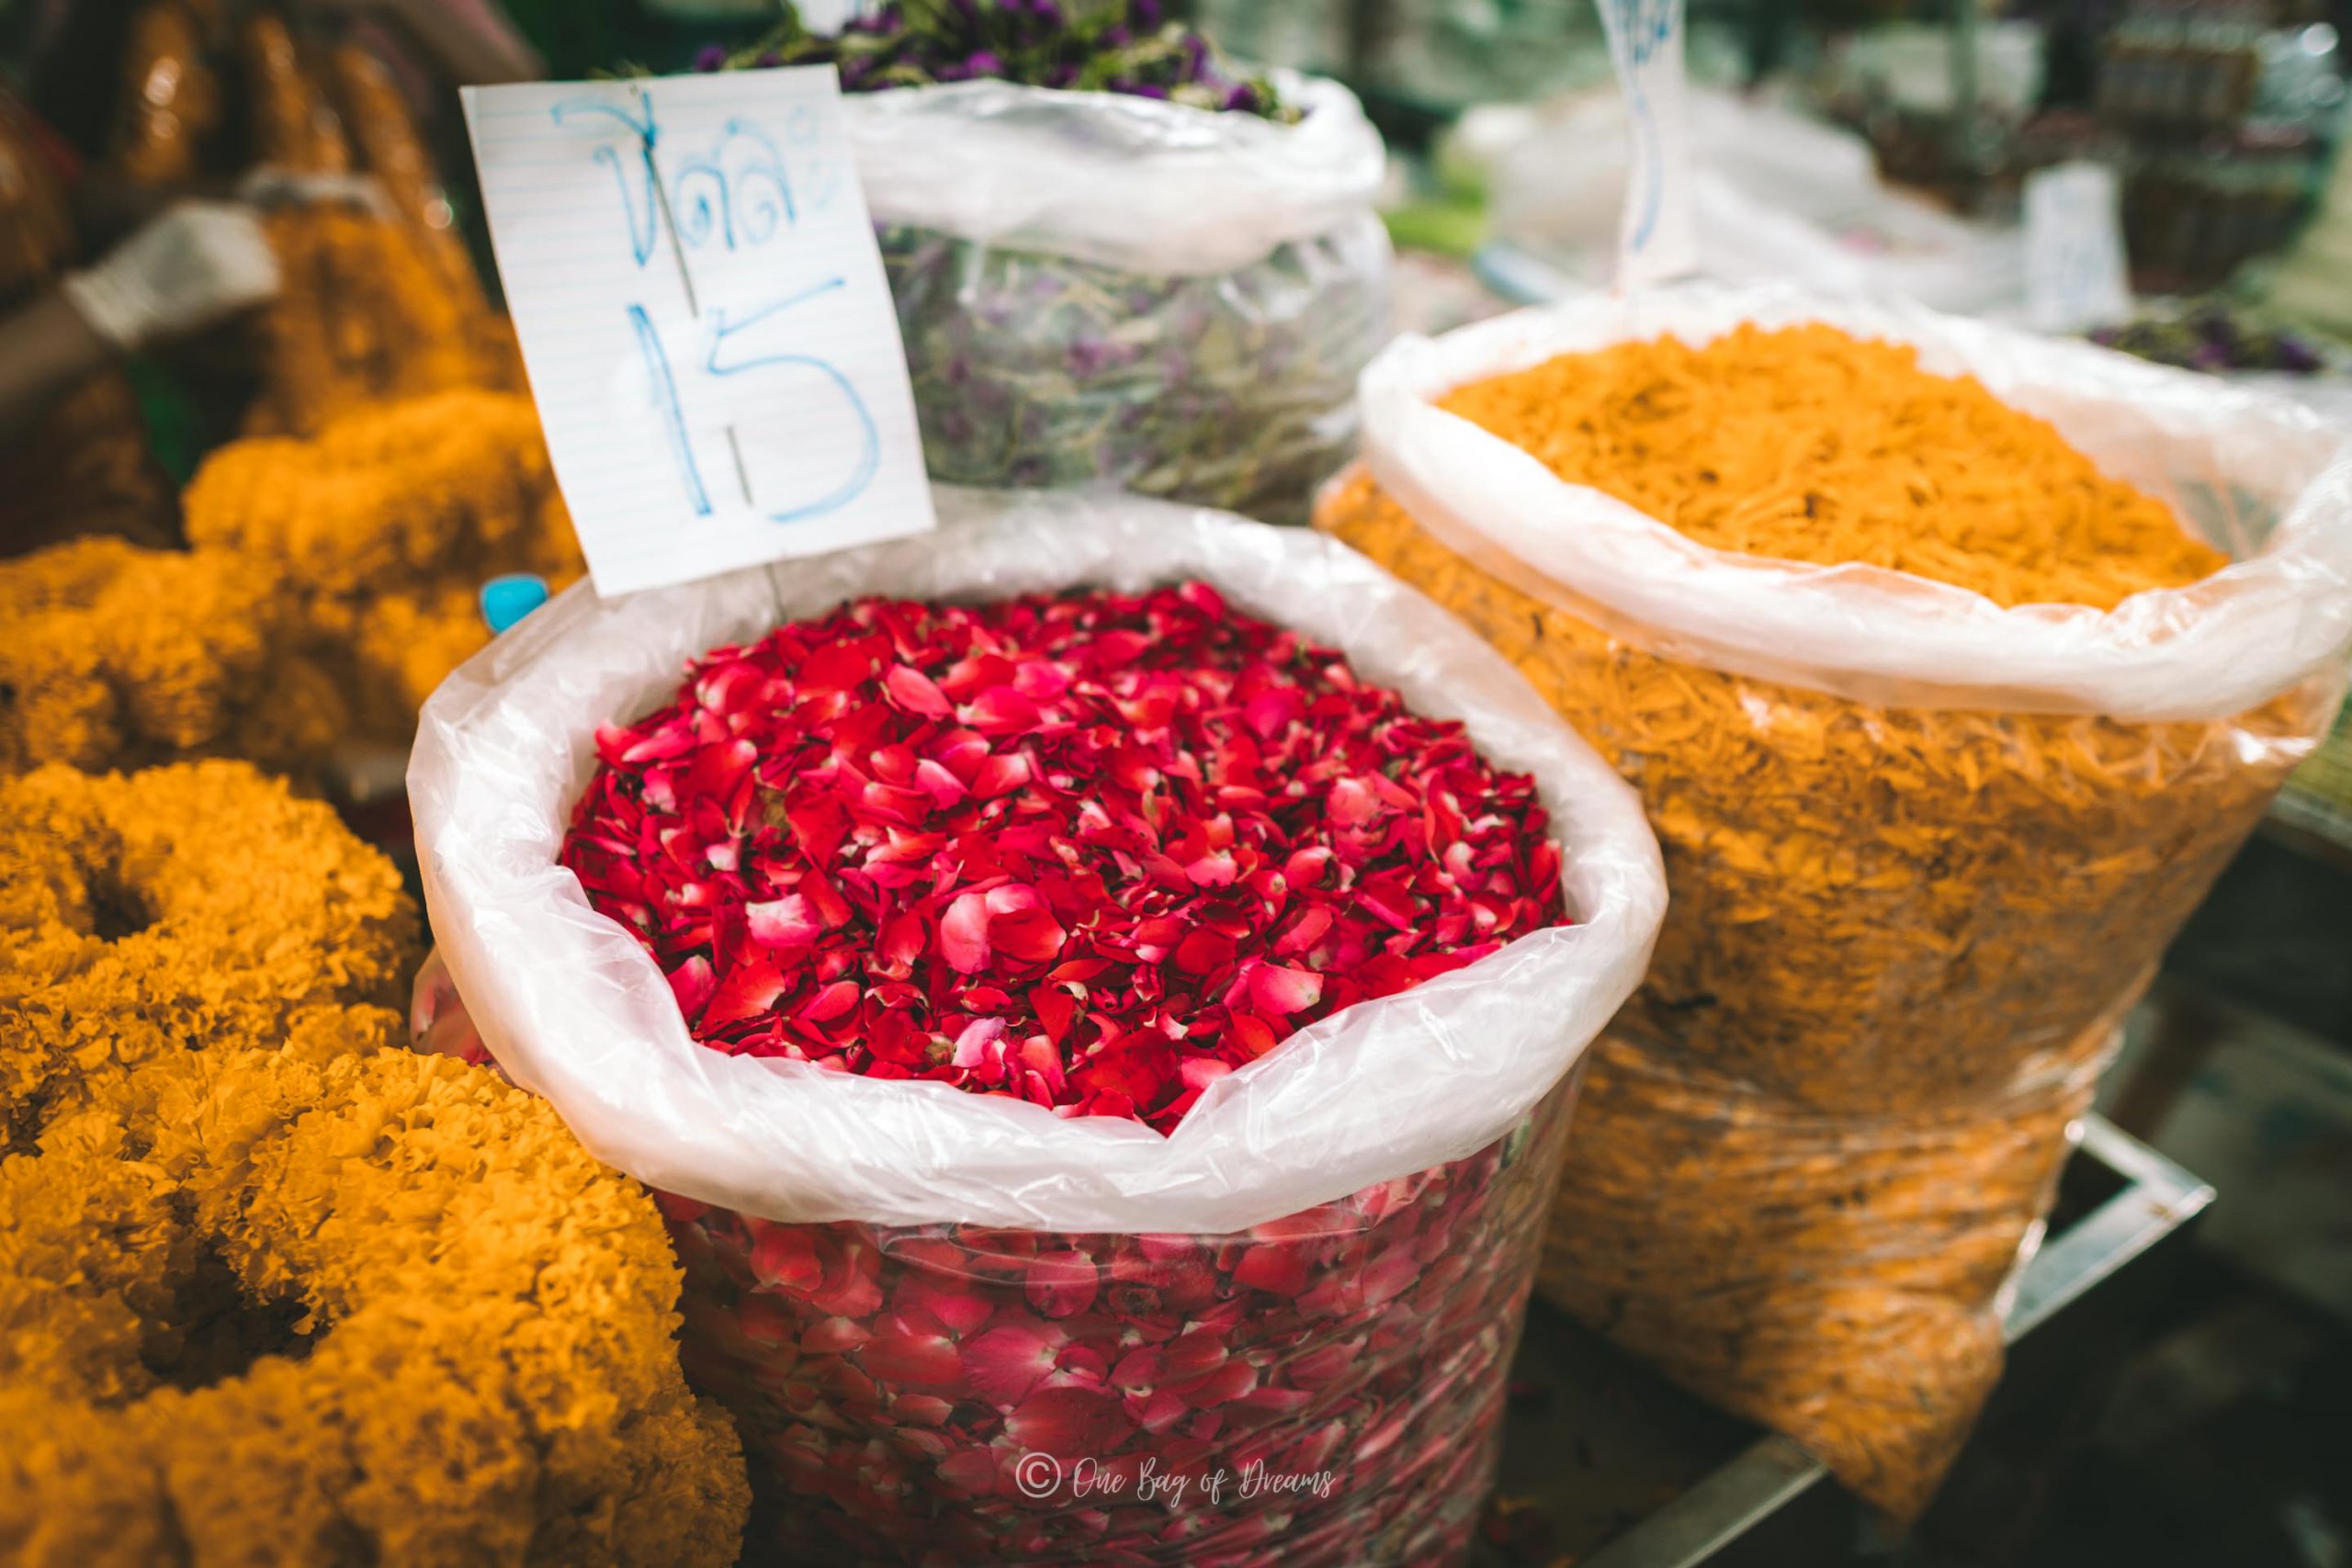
[662,1081,1576,1567]
[1326,281,2352,1519]
[409,488,1667,1564]
[850,74,1392,524]
[408,960,1574,1564]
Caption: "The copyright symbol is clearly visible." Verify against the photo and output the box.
[1013,1451,1062,1499]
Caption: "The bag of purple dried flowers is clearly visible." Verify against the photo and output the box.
[710,2,1391,525]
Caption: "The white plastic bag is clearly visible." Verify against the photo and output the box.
[1480,89,2029,317]
[843,73,1383,276]
[1358,283,2352,720]
[844,74,1393,521]
[408,487,1665,1234]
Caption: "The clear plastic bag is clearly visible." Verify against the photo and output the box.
[1317,285,2352,1516]
[408,964,1585,1566]
[882,212,1387,525]
[842,75,1392,523]
[1540,1009,2121,1524]
[665,1082,1577,1567]
[411,487,1663,1233]
[1336,287,2352,1111]
[408,489,1666,1558]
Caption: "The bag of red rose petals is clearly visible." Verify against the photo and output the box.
[409,487,1666,1566]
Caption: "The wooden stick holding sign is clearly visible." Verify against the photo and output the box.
[463,68,934,597]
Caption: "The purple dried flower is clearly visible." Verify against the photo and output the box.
[1132,0,1163,27]
[1223,84,1258,113]
[694,44,727,72]
[756,49,782,67]
[966,51,1005,75]
[1102,25,1130,47]
[1046,62,1079,88]
[1064,336,1126,378]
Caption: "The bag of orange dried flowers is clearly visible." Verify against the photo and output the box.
[1317,283,2352,1519]
[410,486,1666,1566]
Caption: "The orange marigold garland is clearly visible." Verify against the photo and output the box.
[325,39,518,382]
[0,540,342,774]
[184,389,585,736]
[105,0,222,187]
[0,1043,751,1566]
[244,207,492,436]
[236,8,516,434]
[0,761,417,1145]
[242,6,351,175]
[1,392,581,775]
[2,97,178,556]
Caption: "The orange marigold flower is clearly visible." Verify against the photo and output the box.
[0,1043,750,1566]
[3,392,582,774]
[0,539,338,774]
[0,761,418,1145]
[184,389,586,739]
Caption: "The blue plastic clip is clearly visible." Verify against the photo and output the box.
[480,573,551,635]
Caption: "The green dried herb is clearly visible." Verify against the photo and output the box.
[881,220,1385,524]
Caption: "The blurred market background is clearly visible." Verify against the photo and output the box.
[4,2,2349,1565]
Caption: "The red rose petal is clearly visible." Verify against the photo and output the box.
[1004,1386,1136,1459]
[962,1324,1060,1406]
[1023,1252,1100,1319]
[751,1224,824,1294]
[861,1330,966,1390]
[1249,963,1325,1018]
[560,583,1567,1138]
[665,954,718,1021]
[704,957,787,1027]
[940,891,991,974]
[1231,1242,1311,1296]
[884,662,955,717]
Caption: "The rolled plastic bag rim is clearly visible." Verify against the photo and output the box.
[843,70,1384,276]
[1355,281,2352,720]
[408,488,1667,1235]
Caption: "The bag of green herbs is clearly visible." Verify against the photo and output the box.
[711,1,1391,524]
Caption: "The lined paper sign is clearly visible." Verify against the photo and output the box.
[2024,161,2132,334]
[1595,0,1696,289]
[463,70,934,596]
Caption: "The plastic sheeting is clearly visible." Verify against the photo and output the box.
[409,487,1665,1235]
[1358,284,2352,720]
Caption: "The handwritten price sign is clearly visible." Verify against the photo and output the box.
[464,69,933,597]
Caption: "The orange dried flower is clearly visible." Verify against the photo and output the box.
[184,389,585,736]
[105,0,221,187]
[244,207,494,436]
[0,761,417,1145]
[1437,323,2227,610]
[0,1043,750,1566]
[0,540,336,774]
[1315,319,2337,1520]
[241,6,350,174]
[1535,1018,2116,1523]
